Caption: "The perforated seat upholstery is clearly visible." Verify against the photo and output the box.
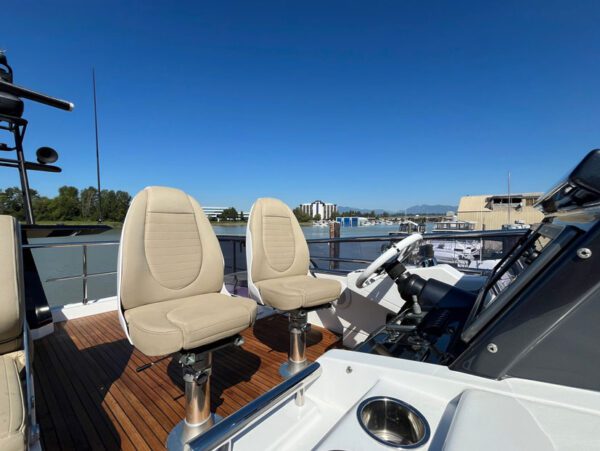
[247,198,342,310]
[0,216,25,451]
[119,187,257,357]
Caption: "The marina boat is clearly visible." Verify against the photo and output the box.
[2,54,600,451]
[397,219,425,234]
[431,214,477,233]
[501,219,532,230]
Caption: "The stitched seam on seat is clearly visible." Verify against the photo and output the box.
[187,325,247,347]
[168,314,246,331]
[302,293,337,307]
[129,322,180,336]
[5,357,10,436]
[1,357,11,436]
[10,357,24,433]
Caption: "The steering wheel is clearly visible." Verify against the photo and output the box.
[355,234,423,288]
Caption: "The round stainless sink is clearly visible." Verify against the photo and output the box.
[356,397,429,448]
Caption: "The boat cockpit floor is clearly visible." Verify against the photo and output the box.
[34,311,340,450]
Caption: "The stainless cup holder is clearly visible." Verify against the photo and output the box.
[357,397,429,448]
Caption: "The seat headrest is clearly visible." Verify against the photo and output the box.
[145,186,196,214]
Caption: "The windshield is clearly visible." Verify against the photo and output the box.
[461,222,577,342]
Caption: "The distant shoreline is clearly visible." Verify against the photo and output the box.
[34,220,124,228]
[30,220,316,228]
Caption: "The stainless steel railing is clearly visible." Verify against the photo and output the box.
[23,240,119,304]
[22,229,527,306]
[188,362,322,451]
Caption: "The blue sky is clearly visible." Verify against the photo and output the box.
[2,1,599,211]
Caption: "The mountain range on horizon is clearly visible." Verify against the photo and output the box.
[337,204,458,215]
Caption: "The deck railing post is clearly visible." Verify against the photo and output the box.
[232,241,237,273]
[82,245,88,304]
[329,222,340,271]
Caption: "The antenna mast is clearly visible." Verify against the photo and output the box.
[92,68,103,222]
[507,171,511,226]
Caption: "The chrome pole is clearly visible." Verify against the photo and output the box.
[184,352,212,427]
[280,310,309,379]
[82,245,88,304]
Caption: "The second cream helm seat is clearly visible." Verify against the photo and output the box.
[118,187,257,448]
[246,198,342,378]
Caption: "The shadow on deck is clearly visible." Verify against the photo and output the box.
[33,311,340,450]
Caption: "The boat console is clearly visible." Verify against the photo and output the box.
[357,220,580,366]
[356,151,600,391]
[192,150,600,451]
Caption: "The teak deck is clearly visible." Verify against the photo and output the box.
[33,311,340,450]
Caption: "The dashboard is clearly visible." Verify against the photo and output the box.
[356,221,581,364]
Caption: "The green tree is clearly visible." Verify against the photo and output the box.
[292,207,311,222]
[313,213,321,221]
[99,189,131,222]
[49,186,80,220]
[80,187,98,220]
[0,187,33,220]
[33,196,52,220]
[112,191,131,221]
[0,185,132,223]
[219,207,238,221]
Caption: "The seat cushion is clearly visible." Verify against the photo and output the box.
[255,275,341,311]
[0,351,25,451]
[124,294,257,356]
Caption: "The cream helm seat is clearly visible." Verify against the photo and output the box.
[246,198,342,378]
[0,216,32,451]
[118,186,257,447]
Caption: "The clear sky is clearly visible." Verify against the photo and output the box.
[2,1,599,211]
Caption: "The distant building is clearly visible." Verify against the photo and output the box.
[204,206,250,220]
[300,200,337,220]
[336,217,369,227]
[457,193,544,230]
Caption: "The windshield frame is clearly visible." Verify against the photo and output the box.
[461,222,578,342]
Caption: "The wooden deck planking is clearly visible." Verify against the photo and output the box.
[34,311,340,450]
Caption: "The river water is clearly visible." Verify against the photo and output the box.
[31,224,412,307]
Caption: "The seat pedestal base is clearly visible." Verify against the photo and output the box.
[167,350,215,450]
[167,414,223,451]
[279,359,310,379]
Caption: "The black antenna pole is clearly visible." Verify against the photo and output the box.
[92,68,103,222]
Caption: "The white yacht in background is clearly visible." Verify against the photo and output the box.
[431,213,477,233]
[501,219,531,230]
[2,53,600,451]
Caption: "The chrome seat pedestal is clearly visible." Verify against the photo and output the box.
[168,336,244,450]
[280,310,310,379]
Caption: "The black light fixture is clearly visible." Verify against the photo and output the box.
[36,146,59,164]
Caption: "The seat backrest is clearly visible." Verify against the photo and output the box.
[0,215,23,355]
[246,198,309,301]
[118,187,224,313]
